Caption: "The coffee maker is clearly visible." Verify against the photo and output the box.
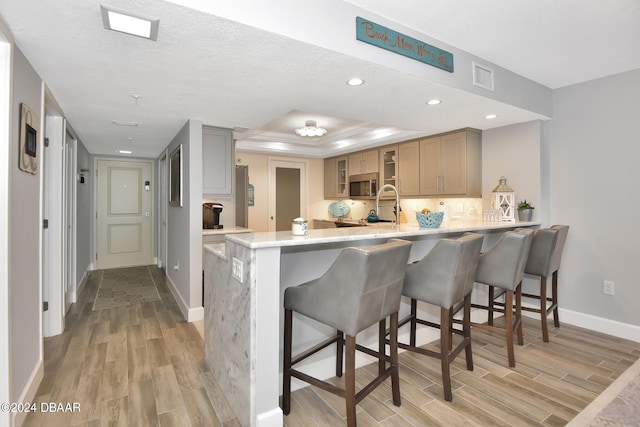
[203,202,223,229]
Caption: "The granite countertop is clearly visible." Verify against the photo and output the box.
[202,226,252,236]
[226,220,540,249]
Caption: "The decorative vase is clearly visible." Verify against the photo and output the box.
[517,208,533,222]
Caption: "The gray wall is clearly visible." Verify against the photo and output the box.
[10,46,41,401]
[545,68,640,327]
[482,120,543,221]
[165,119,203,313]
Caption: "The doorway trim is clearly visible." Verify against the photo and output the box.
[42,86,66,338]
[93,156,155,269]
[63,125,77,312]
[0,25,12,421]
[158,150,168,269]
[267,157,308,232]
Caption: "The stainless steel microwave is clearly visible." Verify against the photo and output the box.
[349,173,378,199]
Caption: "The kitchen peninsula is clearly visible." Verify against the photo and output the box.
[203,220,539,426]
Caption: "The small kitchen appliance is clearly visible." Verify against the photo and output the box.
[349,172,378,199]
[203,202,224,229]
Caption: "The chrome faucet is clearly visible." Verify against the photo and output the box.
[376,184,400,225]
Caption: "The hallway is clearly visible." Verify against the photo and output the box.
[24,266,240,426]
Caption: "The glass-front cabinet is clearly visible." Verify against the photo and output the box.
[379,145,398,198]
[336,157,347,197]
[324,155,348,199]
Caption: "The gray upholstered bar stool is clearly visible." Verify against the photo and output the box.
[398,233,484,402]
[489,225,569,342]
[470,228,534,367]
[282,238,412,427]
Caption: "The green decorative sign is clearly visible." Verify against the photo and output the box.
[356,16,453,73]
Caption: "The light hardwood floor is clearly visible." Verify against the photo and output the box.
[26,266,640,426]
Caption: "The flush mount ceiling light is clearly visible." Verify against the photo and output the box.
[112,119,139,127]
[101,5,159,40]
[485,114,498,119]
[427,99,441,105]
[295,120,327,137]
[118,150,132,154]
[347,78,364,86]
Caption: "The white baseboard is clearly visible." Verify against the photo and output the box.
[74,269,89,303]
[163,273,204,323]
[12,359,43,427]
[516,300,640,343]
[557,307,640,343]
[188,306,204,322]
[257,407,283,427]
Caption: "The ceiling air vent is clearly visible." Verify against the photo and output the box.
[473,62,494,92]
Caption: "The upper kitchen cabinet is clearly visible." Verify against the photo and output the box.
[378,145,398,197]
[398,140,420,196]
[202,126,233,195]
[324,156,348,199]
[419,129,481,197]
[349,149,379,175]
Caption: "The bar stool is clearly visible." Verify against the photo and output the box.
[489,225,569,342]
[282,238,412,427]
[471,228,534,367]
[398,233,484,401]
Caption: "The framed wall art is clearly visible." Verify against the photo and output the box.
[19,103,39,174]
[169,144,183,207]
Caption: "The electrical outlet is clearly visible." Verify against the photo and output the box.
[603,280,614,295]
[232,257,243,283]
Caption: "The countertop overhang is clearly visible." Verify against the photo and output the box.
[226,220,540,249]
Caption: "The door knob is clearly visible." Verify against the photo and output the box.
[145,212,150,217]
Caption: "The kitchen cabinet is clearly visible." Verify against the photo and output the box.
[398,141,420,196]
[378,145,398,198]
[202,126,233,195]
[419,129,481,197]
[349,149,378,174]
[324,156,348,199]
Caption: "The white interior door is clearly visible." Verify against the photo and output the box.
[96,158,153,269]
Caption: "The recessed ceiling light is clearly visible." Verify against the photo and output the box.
[485,114,497,119]
[101,5,159,41]
[118,150,132,154]
[347,78,364,86]
[426,99,441,105]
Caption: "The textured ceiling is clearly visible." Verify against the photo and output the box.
[0,0,638,158]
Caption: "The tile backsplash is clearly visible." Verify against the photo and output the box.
[318,197,483,225]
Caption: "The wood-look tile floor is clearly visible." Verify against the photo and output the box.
[284,318,640,427]
[26,266,640,426]
[25,266,241,427]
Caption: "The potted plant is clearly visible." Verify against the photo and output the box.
[517,200,534,222]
